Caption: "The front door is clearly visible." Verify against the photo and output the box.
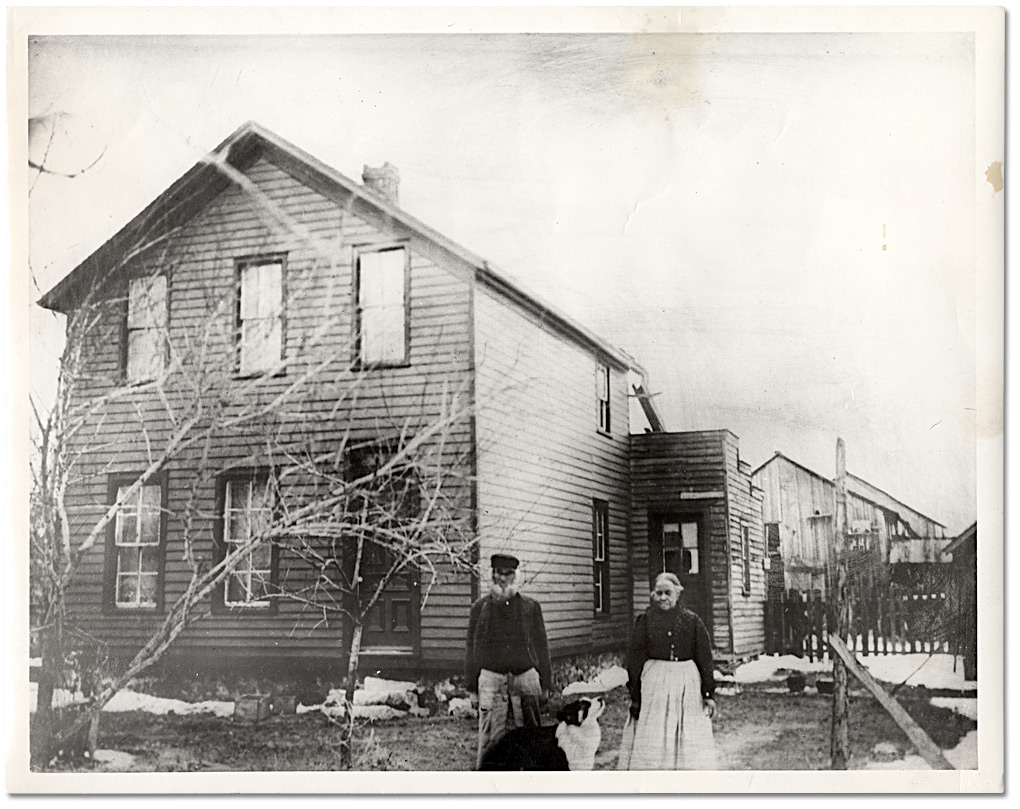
[359,543,419,653]
[650,513,710,628]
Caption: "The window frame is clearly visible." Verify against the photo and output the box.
[595,360,611,435]
[121,272,169,385]
[103,473,168,613]
[213,471,280,613]
[741,523,753,596]
[352,243,411,369]
[592,498,610,617]
[234,254,288,378]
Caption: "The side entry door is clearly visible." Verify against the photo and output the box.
[651,513,710,629]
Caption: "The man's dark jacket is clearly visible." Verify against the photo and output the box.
[464,592,552,692]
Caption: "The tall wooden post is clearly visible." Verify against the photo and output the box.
[831,438,851,768]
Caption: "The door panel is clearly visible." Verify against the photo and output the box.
[359,546,419,651]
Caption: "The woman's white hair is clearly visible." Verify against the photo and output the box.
[653,571,682,590]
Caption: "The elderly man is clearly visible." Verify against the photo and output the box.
[465,553,552,768]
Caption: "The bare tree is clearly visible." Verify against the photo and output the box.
[29,139,480,768]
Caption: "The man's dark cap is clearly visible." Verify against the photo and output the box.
[491,553,520,571]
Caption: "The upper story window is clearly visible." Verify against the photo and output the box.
[108,479,164,609]
[356,246,409,367]
[592,499,610,617]
[125,275,167,383]
[596,361,611,433]
[237,257,284,376]
[222,476,276,608]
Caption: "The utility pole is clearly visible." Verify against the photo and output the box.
[831,437,851,768]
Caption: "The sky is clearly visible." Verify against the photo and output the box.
[25,23,983,534]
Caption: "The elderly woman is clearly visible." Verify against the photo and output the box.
[616,572,718,770]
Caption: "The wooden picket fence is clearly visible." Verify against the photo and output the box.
[765,581,956,661]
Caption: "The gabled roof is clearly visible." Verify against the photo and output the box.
[751,450,946,531]
[39,121,656,396]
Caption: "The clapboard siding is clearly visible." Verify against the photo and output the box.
[473,285,632,656]
[630,430,766,660]
[722,435,766,657]
[60,154,475,665]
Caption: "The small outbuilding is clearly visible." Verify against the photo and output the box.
[630,430,766,665]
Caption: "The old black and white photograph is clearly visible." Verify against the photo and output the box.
[7,4,1004,794]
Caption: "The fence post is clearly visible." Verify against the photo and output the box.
[830,437,851,769]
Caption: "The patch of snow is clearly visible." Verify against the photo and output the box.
[353,687,416,708]
[30,657,42,667]
[308,690,410,722]
[931,697,978,721]
[29,684,87,713]
[944,730,978,770]
[93,749,136,771]
[447,697,476,719]
[872,741,903,761]
[734,654,830,683]
[863,753,930,770]
[103,689,234,718]
[362,676,416,694]
[860,729,978,771]
[29,683,234,718]
[858,654,976,692]
[354,705,404,721]
[735,653,976,692]
[561,665,629,696]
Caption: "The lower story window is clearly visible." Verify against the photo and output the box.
[223,476,275,607]
[113,482,163,608]
[592,499,610,616]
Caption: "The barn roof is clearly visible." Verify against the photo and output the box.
[751,451,946,531]
[38,120,654,389]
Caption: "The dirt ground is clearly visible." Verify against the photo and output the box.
[76,682,974,772]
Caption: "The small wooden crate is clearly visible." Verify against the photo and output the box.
[270,695,297,715]
[234,694,272,723]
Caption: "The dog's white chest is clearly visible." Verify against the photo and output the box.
[555,722,602,771]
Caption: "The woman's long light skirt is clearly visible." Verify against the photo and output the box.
[616,660,718,770]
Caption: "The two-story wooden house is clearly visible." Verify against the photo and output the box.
[38,122,766,681]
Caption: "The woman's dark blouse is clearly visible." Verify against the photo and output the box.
[626,605,716,704]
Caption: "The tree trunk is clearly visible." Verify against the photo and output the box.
[86,711,102,758]
[31,618,62,768]
[338,621,364,769]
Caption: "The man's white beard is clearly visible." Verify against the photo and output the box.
[490,583,515,600]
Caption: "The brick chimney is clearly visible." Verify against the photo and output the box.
[361,162,400,206]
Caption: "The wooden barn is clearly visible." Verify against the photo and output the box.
[753,452,961,657]
[38,121,766,680]
[752,452,948,597]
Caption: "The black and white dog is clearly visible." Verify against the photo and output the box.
[479,696,605,771]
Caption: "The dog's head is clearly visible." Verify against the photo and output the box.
[555,696,605,728]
